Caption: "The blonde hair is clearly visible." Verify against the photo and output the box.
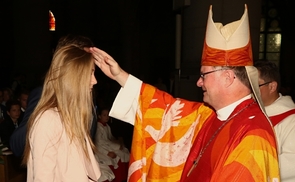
[23,44,95,164]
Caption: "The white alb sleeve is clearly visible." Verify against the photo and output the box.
[109,75,142,125]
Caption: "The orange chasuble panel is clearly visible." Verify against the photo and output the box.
[128,83,214,182]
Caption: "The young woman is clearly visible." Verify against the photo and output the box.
[22,44,101,182]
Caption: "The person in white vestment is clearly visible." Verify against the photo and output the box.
[95,107,129,182]
[256,60,295,182]
[97,162,115,182]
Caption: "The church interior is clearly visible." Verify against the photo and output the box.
[1,0,295,101]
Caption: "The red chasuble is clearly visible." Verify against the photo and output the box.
[128,83,280,182]
[181,99,278,181]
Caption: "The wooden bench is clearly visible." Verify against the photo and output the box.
[0,153,26,182]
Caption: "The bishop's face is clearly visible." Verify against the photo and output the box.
[196,66,227,110]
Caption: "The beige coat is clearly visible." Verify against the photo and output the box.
[27,108,101,182]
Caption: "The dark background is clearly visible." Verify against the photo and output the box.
[1,0,295,101]
[0,0,176,90]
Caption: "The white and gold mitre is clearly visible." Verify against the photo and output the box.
[201,4,253,66]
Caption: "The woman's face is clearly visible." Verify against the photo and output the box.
[90,63,97,89]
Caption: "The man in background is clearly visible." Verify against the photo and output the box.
[17,89,30,122]
[255,60,295,182]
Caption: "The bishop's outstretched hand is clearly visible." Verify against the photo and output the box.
[88,47,129,87]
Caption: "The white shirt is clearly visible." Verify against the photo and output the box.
[265,94,295,182]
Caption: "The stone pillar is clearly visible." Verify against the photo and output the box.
[177,0,261,101]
